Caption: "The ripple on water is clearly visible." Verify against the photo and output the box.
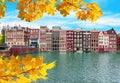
[25,52,120,83]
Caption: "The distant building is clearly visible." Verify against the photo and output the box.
[46,30,52,51]
[52,26,61,51]
[91,28,99,52]
[39,26,48,51]
[66,30,74,51]
[59,30,66,51]
[73,28,84,51]
[83,31,91,52]
[98,31,104,52]
[103,31,109,52]
[29,29,39,48]
[4,24,119,52]
[98,31,109,52]
[117,34,120,50]
[5,26,30,46]
[1,25,9,35]
[107,28,117,52]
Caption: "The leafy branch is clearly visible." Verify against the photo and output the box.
[0,0,102,22]
[0,54,55,83]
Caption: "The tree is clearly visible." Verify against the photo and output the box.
[0,34,5,44]
[0,54,55,83]
[0,0,102,22]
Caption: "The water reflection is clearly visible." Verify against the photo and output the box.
[23,52,120,83]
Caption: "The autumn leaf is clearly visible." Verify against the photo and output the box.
[0,0,102,22]
[0,54,56,83]
[9,0,16,2]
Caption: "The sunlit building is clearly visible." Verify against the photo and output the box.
[5,26,30,46]
[29,29,39,48]
[39,26,48,51]
[46,30,52,51]
[91,28,99,52]
[98,31,109,52]
[59,30,66,51]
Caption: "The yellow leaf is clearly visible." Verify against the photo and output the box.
[1,0,5,3]
[8,0,16,2]
[46,61,56,69]
[0,54,55,83]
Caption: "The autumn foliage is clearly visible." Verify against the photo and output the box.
[0,0,102,22]
[0,0,102,82]
[0,54,55,83]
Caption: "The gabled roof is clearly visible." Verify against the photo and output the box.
[107,28,117,34]
[99,31,103,35]
[103,31,108,35]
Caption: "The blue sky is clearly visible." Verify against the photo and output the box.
[0,0,120,33]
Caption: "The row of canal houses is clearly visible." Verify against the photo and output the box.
[2,25,120,52]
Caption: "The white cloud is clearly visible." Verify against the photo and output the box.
[66,11,120,29]
[1,10,120,32]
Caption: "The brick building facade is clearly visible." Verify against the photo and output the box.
[29,29,39,48]
[107,28,117,52]
[5,26,29,46]
[91,28,99,52]
[66,30,73,51]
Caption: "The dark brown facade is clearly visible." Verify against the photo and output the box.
[66,30,73,51]
[91,29,99,52]
[83,31,91,52]
[107,28,117,52]
[52,26,61,51]
[117,34,120,50]
[73,28,84,51]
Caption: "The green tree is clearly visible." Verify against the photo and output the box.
[0,34,5,44]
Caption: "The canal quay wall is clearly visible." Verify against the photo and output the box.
[9,45,39,55]
[0,50,10,56]
[0,45,39,56]
[1,49,120,56]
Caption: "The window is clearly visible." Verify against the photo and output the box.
[77,44,79,47]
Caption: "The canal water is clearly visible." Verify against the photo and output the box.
[23,52,120,83]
